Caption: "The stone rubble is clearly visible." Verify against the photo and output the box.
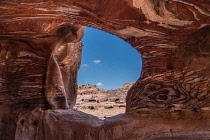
[75,83,134,118]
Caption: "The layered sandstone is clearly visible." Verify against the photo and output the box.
[0,0,210,139]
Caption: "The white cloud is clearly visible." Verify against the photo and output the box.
[82,64,88,67]
[96,82,103,86]
[92,60,101,64]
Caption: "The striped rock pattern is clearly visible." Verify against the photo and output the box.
[0,0,210,139]
[127,25,210,112]
[0,24,84,110]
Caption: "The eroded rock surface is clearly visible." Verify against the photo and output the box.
[106,83,134,102]
[76,83,133,118]
[5,109,210,140]
[0,0,210,139]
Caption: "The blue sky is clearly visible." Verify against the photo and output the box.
[78,27,142,91]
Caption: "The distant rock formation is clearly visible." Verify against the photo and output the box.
[77,84,107,103]
[78,84,105,95]
[75,83,134,118]
[106,83,134,102]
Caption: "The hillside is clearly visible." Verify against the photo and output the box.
[75,83,134,119]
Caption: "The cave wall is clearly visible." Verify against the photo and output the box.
[0,0,210,139]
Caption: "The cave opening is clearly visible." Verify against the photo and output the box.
[75,27,142,119]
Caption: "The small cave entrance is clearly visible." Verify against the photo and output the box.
[75,27,142,119]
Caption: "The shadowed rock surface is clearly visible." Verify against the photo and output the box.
[0,0,210,139]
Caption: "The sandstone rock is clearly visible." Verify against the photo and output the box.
[106,83,134,102]
[6,109,210,140]
[104,105,114,109]
[103,112,210,140]
[75,84,132,118]
[78,84,105,95]
[0,0,210,139]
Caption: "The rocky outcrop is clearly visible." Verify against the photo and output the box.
[0,0,210,139]
[77,83,133,102]
[76,84,133,118]
[106,83,134,102]
[77,84,107,103]
[78,84,105,95]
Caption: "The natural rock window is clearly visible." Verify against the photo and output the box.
[1,1,210,139]
[76,27,142,119]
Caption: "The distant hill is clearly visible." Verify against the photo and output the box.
[75,83,134,119]
[106,83,134,102]
[78,84,105,95]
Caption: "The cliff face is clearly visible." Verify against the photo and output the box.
[0,0,210,139]
[106,83,134,102]
[76,83,133,118]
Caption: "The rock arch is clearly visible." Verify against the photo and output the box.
[0,0,210,139]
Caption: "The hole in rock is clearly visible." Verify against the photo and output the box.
[76,27,142,119]
[20,119,24,125]
[32,120,37,126]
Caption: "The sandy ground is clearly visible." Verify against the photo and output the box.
[77,107,125,119]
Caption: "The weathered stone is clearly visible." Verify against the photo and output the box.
[103,111,210,140]
[4,109,210,140]
[0,0,210,139]
[106,83,134,102]
[78,84,105,95]
[75,84,132,118]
